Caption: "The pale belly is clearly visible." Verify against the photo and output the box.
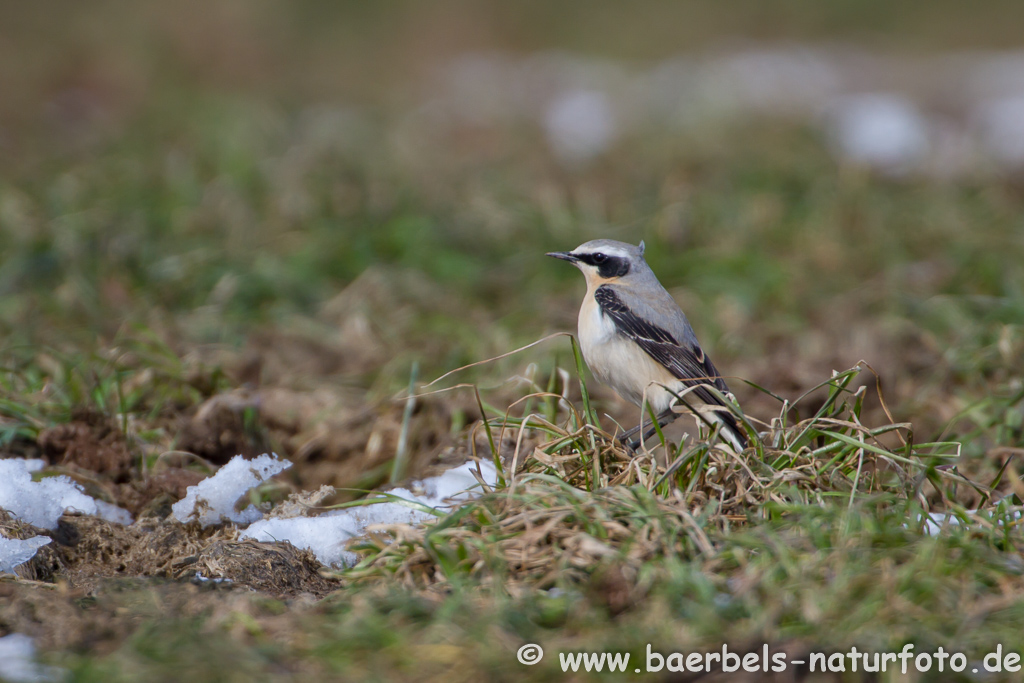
[577,295,681,414]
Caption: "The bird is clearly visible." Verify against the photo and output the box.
[548,239,748,451]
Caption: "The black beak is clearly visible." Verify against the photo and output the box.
[547,251,579,263]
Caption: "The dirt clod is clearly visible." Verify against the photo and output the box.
[4,514,334,598]
[37,411,135,482]
[187,539,334,595]
[176,392,271,464]
[116,468,207,517]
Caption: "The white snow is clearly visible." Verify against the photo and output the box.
[171,453,291,526]
[242,515,369,568]
[922,512,962,535]
[0,458,134,529]
[241,459,499,568]
[0,535,51,573]
[193,572,232,585]
[695,48,840,118]
[0,459,99,529]
[922,509,1023,535]
[543,89,616,163]
[974,96,1024,167]
[826,94,930,171]
[94,499,134,526]
[0,634,63,683]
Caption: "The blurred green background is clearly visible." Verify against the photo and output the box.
[4,1,1024,425]
[2,0,1023,447]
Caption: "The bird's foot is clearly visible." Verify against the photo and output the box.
[613,433,640,453]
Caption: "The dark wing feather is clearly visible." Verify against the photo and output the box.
[595,285,746,446]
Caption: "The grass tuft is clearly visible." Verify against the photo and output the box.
[344,357,1005,607]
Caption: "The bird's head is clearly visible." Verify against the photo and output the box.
[547,239,647,285]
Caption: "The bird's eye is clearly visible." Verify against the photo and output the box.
[591,253,607,263]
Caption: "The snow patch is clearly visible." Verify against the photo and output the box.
[922,512,963,535]
[922,509,1023,535]
[0,536,51,573]
[171,454,291,527]
[543,89,616,163]
[0,634,63,683]
[826,94,929,171]
[242,460,498,568]
[974,95,1024,167]
[0,459,98,529]
[0,458,134,528]
[94,499,134,526]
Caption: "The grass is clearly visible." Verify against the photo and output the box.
[344,353,989,596]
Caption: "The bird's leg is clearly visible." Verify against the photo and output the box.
[620,408,680,452]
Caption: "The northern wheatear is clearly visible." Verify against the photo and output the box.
[548,239,748,451]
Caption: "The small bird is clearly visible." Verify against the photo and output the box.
[548,239,748,451]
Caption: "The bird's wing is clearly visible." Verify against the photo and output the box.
[594,284,733,407]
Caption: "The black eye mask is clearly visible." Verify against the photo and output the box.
[576,252,630,278]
